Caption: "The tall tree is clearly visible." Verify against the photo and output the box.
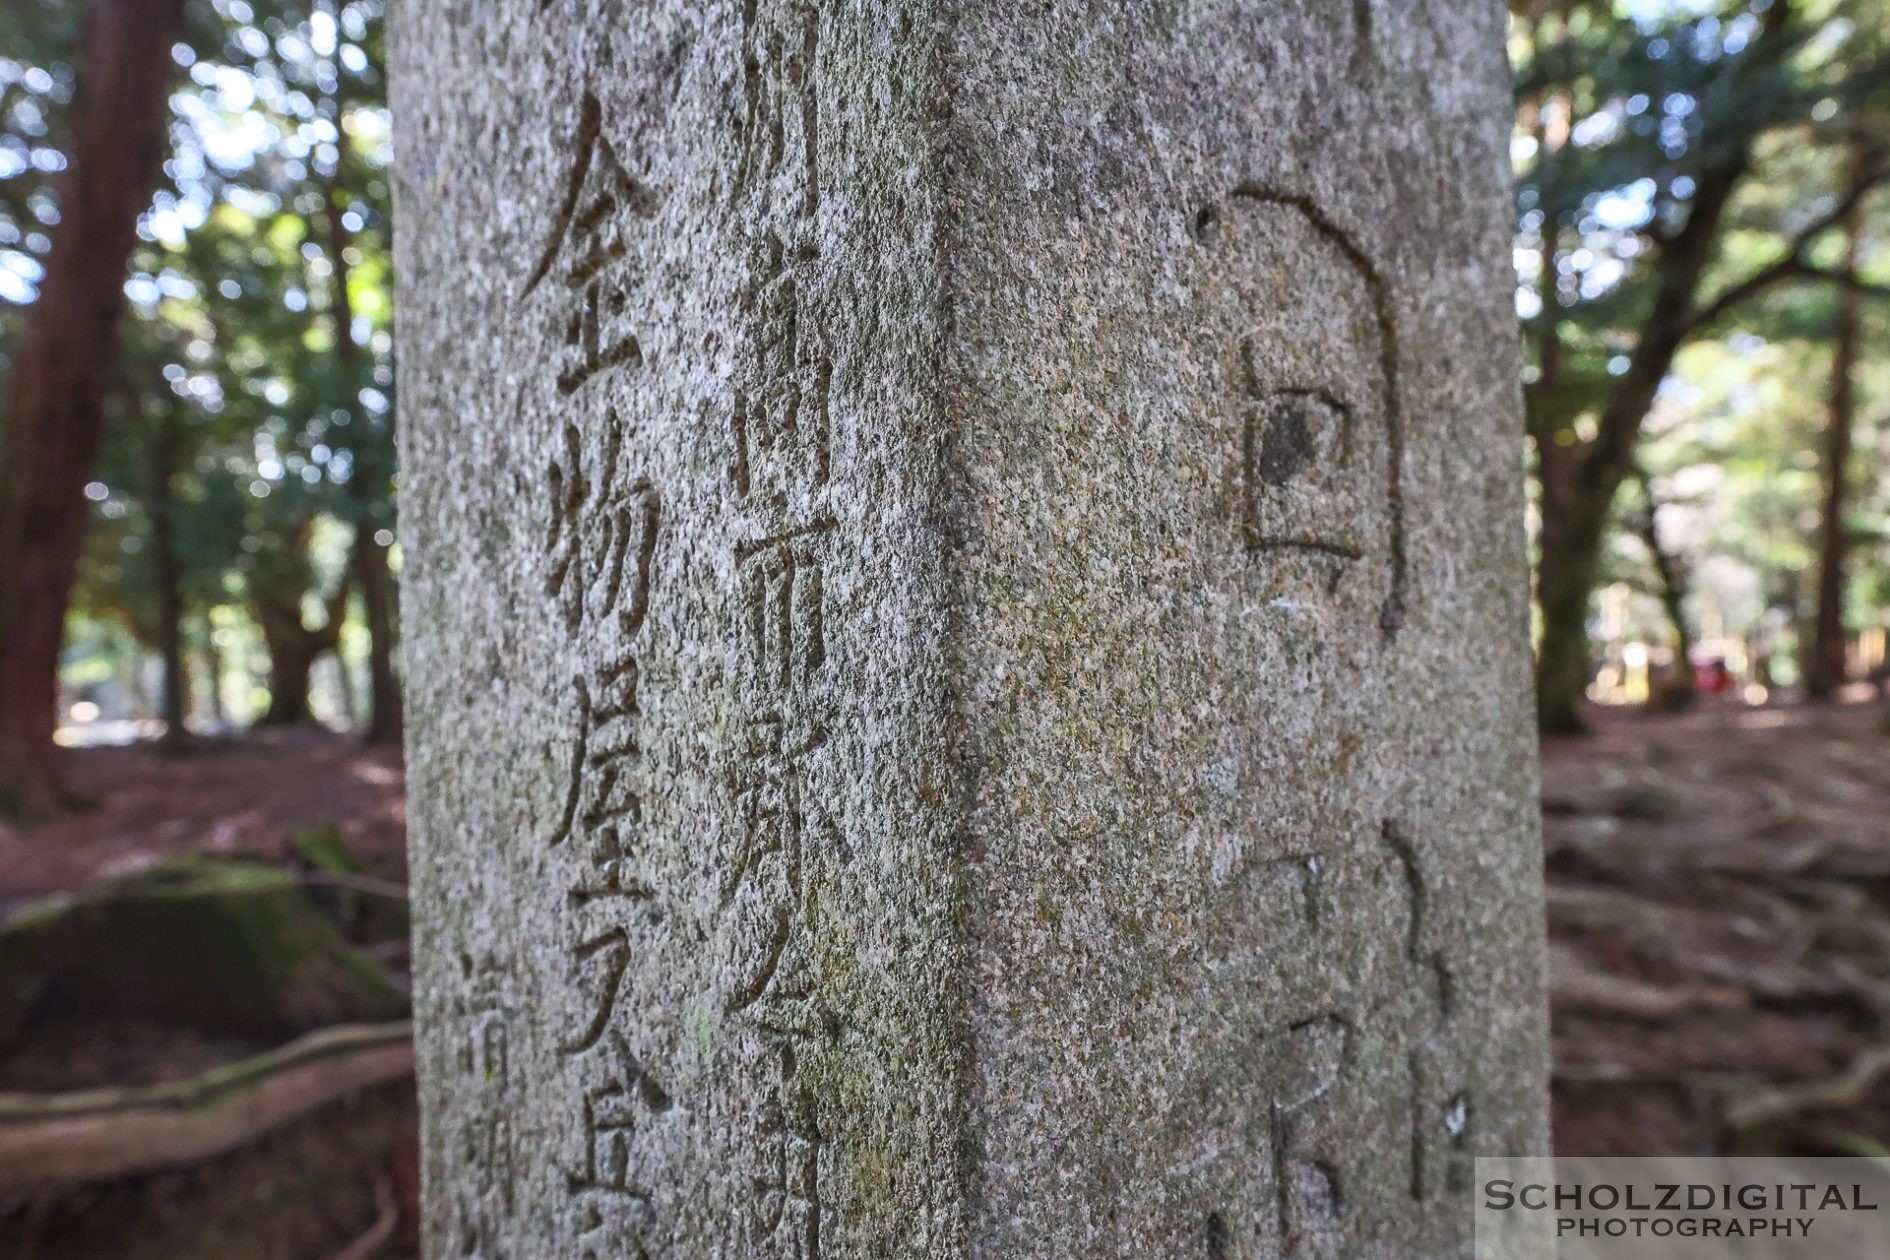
[134,380,191,751]
[1805,143,1873,700]
[1517,0,1890,731]
[0,0,185,817]
[249,517,351,726]
[76,354,246,751]
[1629,464,1698,705]
[321,153,401,743]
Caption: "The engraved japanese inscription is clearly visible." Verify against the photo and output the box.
[1205,189,1407,634]
[1175,186,1471,1258]
[445,950,519,1256]
[718,4,838,1251]
[397,2,1544,1253]
[528,83,674,1256]
[526,90,658,396]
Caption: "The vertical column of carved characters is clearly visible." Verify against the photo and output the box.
[721,528,836,1014]
[551,665,664,1234]
[731,0,829,514]
[724,7,832,1252]
[749,1040,823,1259]
[526,89,657,397]
[449,952,518,1257]
[724,454,835,1254]
[556,728,642,1253]
[566,1031,674,1255]
[556,715,666,1258]
[1374,820,1471,1207]
[538,413,667,1249]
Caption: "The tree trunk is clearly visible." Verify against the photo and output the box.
[1632,467,1696,707]
[1535,511,1604,734]
[200,616,227,728]
[0,0,186,819]
[333,637,359,727]
[1529,1,1798,735]
[321,155,404,744]
[253,558,351,728]
[1805,152,1866,703]
[149,405,190,753]
[258,632,319,728]
[351,525,403,742]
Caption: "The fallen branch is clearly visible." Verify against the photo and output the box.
[0,1020,413,1193]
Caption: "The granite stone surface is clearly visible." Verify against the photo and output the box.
[393,2,1547,1255]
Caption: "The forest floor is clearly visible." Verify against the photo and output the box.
[1546,695,1890,1157]
[0,730,416,1260]
[2,702,1889,1256]
[0,728,406,911]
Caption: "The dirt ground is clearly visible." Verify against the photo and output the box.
[2,703,1888,1255]
[0,729,407,913]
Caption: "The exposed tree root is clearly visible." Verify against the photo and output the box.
[0,1021,412,1193]
[1725,1045,1890,1130]
[1552,945,1749,1020]
[328,1176,400,1260]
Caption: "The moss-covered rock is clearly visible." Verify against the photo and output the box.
[286,825,359,877]
[0,856,408,1047]
[285,825,411,946]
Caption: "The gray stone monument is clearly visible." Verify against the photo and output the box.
[394,1,1548,1255]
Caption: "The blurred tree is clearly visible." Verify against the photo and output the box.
[0,0,185,817]
[314,56,400,743]
[93,368,201,753]
[1514,0,1890,731]
[1805,140,1872,699]
[76,325,251,751]
[198,0,397,733]
[6,0,400,755]
[248,511,350,725]
[1629,463,1698,704]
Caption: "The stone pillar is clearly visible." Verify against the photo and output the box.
[394,2,1547,1256]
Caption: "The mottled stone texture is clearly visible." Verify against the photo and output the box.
[393,1,1547,1256]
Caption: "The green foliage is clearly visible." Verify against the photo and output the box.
[1516,0,1890,653]
[6,0,396,728]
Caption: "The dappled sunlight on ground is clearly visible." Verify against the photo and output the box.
[0,729,405,909]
